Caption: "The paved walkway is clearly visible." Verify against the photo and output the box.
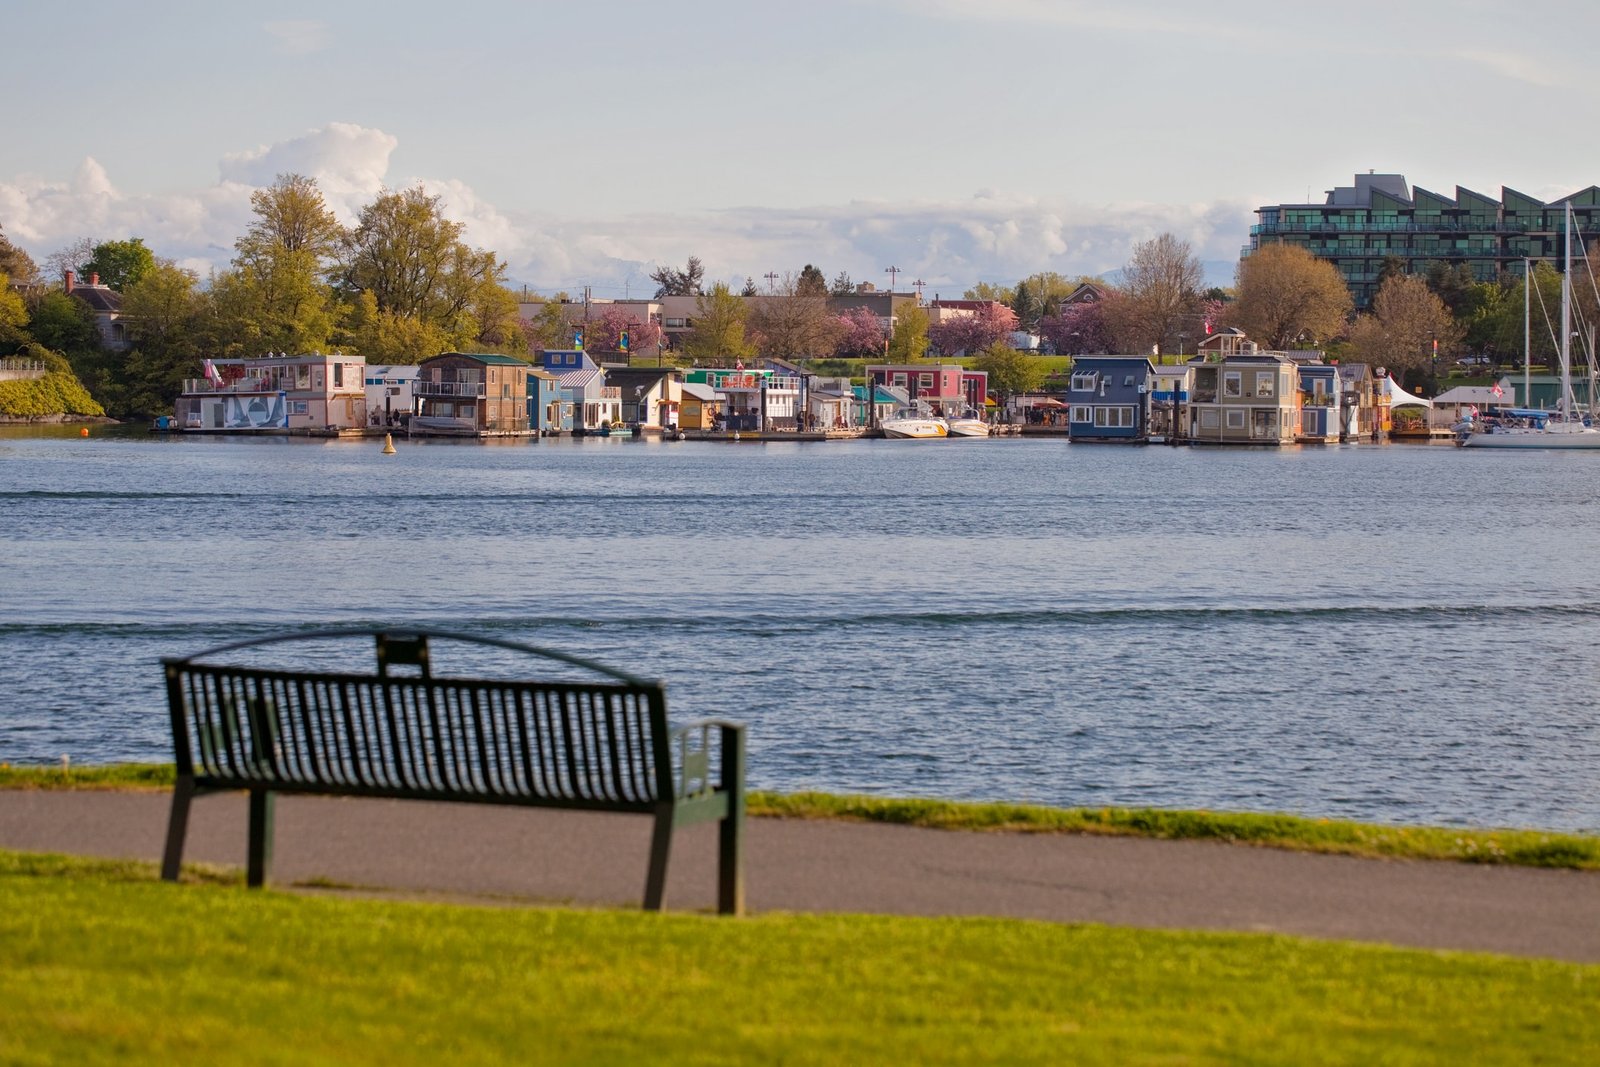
[2,790,1596,963]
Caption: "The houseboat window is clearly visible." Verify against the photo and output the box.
[1070,372,1096,392]
[289,401,309,415]
[1225,409,1246,429]
[1255,372,1274,398]
[333,364,343,388]
[1200,409,1220,429]
[503,384,511,398]
[918,373,934,389]
[1123,375,1134,387]
[1222,371,1242,398]
[1071,406,1091,423]
[893,373,908,387]
[297,367,311,389]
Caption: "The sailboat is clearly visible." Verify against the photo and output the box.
[1458,203,1600,449]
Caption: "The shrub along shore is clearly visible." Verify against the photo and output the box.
[3,762,1596,870]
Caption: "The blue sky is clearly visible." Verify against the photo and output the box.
[4,0,1599,297]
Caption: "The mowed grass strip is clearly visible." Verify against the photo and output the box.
[752,792,1600,869]
[1,850,1595,1066]
[5,763,1597,869]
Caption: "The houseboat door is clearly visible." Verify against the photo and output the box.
[1252,409,1277,440]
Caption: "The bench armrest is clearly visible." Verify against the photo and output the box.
[669,719,746,801]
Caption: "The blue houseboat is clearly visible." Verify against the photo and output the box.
[1067,356,1155,443]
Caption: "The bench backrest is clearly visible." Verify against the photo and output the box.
[164,630,672,812]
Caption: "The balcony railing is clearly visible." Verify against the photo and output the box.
[181,378,278,394]
[414,380,487,397]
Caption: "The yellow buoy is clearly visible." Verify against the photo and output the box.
[381,433,396,455]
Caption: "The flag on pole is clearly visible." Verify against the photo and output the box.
[202,358,222,385]
[619,328,630,353]
[1491,381,1503,398]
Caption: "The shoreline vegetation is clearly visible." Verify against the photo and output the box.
[4,762,1595,870]
[2,849,1594,1064]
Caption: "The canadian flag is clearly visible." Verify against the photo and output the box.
[1491,381,1504,398]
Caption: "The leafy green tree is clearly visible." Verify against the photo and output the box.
[237,173,344,261]
[339,289,453,364]
[0,226,39,284]
[973,341,1044,402]
[210,174,345,355]
[118,262,206,416]
[830,271,854,296]
[740,276,758,297]
[83,238,157,291]
[964,281,1014,304]
[649,256,704,297]
[683,283,754,361]
[25,290,101,357]
[1377,256,1408,289]
[522,294,574,354]
[0,270,27,335]
[797,264,827,297]
[887,303,930,362]
[340,187,503,321]
[470,283,527,353]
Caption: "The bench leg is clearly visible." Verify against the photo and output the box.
[718,732,747,917]
[643,805,673,911]
[246,788,275,888]
[161,776,197,882]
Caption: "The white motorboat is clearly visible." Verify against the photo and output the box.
[879,412,949,439]
[944,406,991,438]
[1459,204,1600,449]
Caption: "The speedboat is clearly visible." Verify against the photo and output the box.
[879,408,948,439]
[945,407,990,438]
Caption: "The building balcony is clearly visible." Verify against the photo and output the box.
[414,380,487,398]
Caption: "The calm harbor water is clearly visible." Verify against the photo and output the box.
[3,425,1598,833]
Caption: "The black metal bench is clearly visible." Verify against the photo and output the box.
[160,628,746,914]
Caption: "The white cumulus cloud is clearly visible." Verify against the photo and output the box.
[1,124,1252,295]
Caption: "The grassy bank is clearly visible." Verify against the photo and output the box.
[754,792,1600,870]
[5,763,1596,870]
[1,849,1595,1065]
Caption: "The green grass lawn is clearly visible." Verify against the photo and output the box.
[1,849,1595,1066]
[5,763,1597,870]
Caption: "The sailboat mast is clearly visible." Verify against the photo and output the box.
[1563,204,1573,416]
[1524,257,1531,406]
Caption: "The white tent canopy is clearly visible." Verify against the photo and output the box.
[1381,377,1432,408]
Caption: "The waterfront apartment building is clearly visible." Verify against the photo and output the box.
[1246,173,1600,308]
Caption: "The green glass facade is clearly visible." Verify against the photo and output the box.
[1247,174,1600,308]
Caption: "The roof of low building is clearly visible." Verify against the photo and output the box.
[69,286,122,313]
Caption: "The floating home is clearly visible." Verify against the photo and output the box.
[411,352,533,437]
[175,353,367,433]
[1066,356,1155,443]
[1184,353,1299,445]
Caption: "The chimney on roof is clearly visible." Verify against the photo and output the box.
[90,272,99,287]
[64,270,75,293]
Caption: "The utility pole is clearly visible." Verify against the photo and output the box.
[884,265,901,294]
[763,271,779,293]
[912,278,927,303]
